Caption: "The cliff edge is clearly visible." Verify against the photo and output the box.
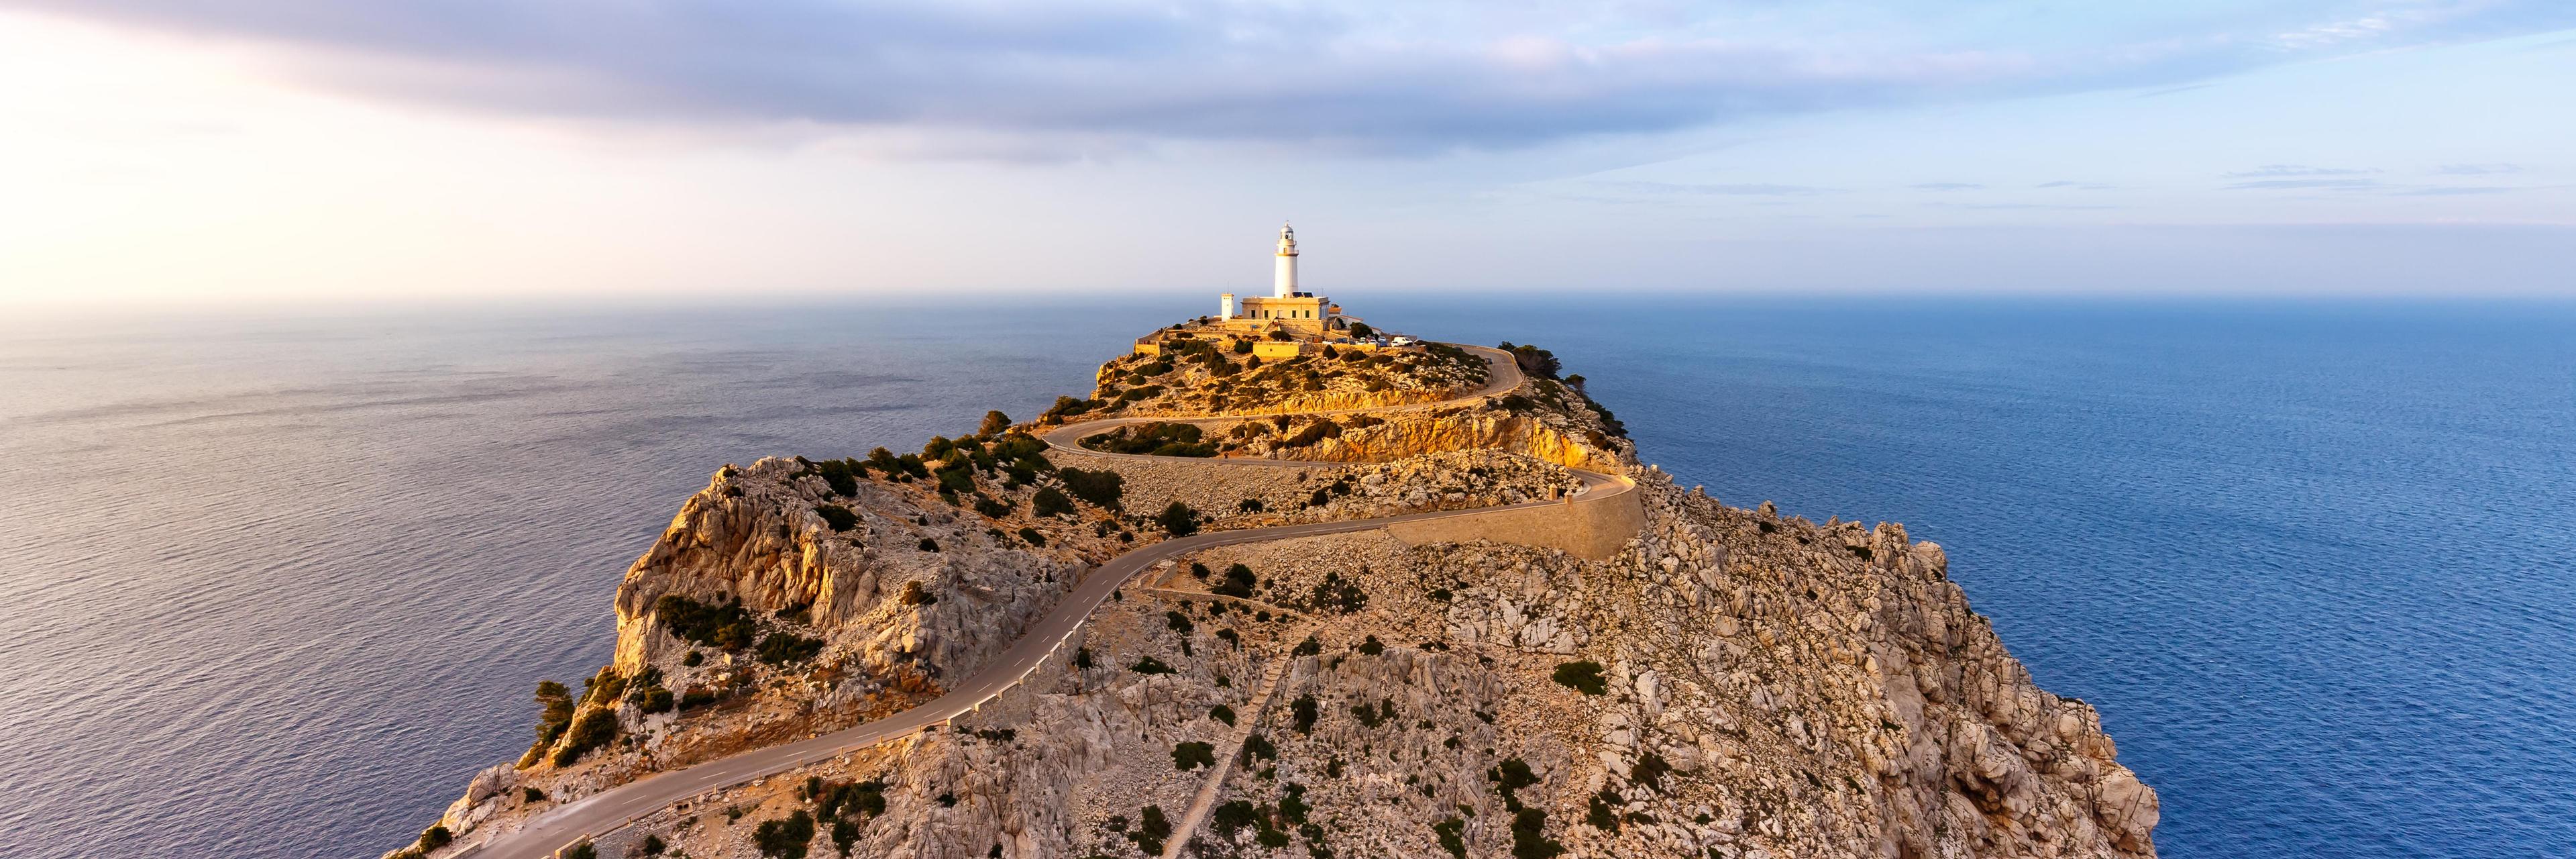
[388,338,2156,859]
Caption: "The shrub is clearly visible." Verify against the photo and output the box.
[1130,805,1173,854]
[1083,421,1216,456]
[917,538,940,552]
[757,632,825,664]
[1358,635,1384,656]
[755,809,815,859]
[654,595,757,650]
[1308,571,1368,614]
[1056,468,1125,509]
[1435,817,1467,858]
[1275,419,1342,448]
[1552,661,1608,695]
[523,787,545,803]
[978,410,1012,437]
[1132,656,1175,674]
[1211,703,1236,725]
[1353,699,1392,728]
[1236,498,1265,513]
[1588,789,1620,830]
[1348,322,1374,339]
[1496,342,1561,378]
[1017,526,1044,546]
[1291,695,1319,733]
[1032,487,1074,517]
[1173,741,1217,770]
[416,825,452,852]
[550,707,619,766]
[1042,395,1097,421]
[639,833,667,855]
[936,464,977,494]
[1213,563,1257,598]
[637,688,676,713]
[1157,501,1200,536]
[1512,808,1564,858]
[1627,748,1669,789]
[1244,733,1276,761]
[561,842,597,859]
[812,458,865,496]
[1291,636,1321,657]
[1166,610,1194,634]
[815,503,859,532]
[681,650,703,667]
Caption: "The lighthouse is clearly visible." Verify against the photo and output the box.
[1274,222,1299,298]
[1225,223,1337,335]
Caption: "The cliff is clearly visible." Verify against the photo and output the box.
[390,338,2156,859]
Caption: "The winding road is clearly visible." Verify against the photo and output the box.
[470,345,1636,859]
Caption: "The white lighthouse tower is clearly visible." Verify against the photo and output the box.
[1273,223,1299,297]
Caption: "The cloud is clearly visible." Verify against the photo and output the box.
[2035,181,2115,189]
[2226,164,2376,178]
[2222,178,2383,190]
[2437,162,2525,174]
[1910,182,1984,191]
[1599,181,1837,196]
[19,1,2576,154]
[2387,185,2516,195]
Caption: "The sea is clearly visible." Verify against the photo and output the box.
[1,297,2569,859]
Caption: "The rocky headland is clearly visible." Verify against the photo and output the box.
[387,336,2157,859]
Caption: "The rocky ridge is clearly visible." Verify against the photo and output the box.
[388,338,2156,859]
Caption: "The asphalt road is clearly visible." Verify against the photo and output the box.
[470,344,1631,859]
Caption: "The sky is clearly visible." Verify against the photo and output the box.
[2,1,2572,307]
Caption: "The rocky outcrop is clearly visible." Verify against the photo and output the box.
[394,336,2156,859]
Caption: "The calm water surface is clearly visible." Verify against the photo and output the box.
[0,297,2568,858]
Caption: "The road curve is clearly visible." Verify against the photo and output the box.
[472,345,1635,859]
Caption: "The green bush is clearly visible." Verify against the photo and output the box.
[639,833,667,855]
[1056,468,1124,509]
[523,787,545,803]
[1211,703,1236,725]
[1129,805,1173,855]
[1032,487,1074,517]
[757,631,826,664]
[755,809,815,859]
[1083,421,1216,456]
[654,595,757,650]
[917,537,940,552]
[1166,610,1193,634]
[812,458,865,495]
[681,650,703,667]
[1132,656,1175,674]
[1435,817,1467,858]
[973,495,1012,518]
[815,503,859,532]
[1358,635,1384,656]
[936,464,976,494]
[550,707,619,766]
[1552,661,1608,696]
[1016,526,1044,546]
[416,825,452,852]
[979,410,1012,437]
[1213,563,1257,598]
[1587,789,1619,831]
[1173,741,1217,770]
[1157,501,1200,536]
[561,842,597,859]
[1511,808,1564,859]
[638,688,676,713]
[1291,695,1319,733]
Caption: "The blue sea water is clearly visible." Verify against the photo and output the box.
[0,297,2569,859]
